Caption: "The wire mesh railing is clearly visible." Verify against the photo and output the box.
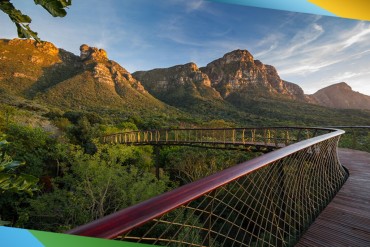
[68,127,348,246]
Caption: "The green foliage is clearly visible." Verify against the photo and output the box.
[0,135,39,226]
[0,0,71,41]
[52,117,72,131]
[0,0,37,40]
[161,147,260,183]
[339,129,370,152]
[17,143,170,232]
[34,0,71,17]
[0,136,39,195]
[0,104,16,131]
[5,124,58,177]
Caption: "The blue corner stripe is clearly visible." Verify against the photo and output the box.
[0,226,45,247]
[207,0,336,17]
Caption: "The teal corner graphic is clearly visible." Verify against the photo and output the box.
[0,226,153,247]
[0,226,44,247]
[207,0,336,17]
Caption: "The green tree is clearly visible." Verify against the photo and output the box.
[161,147,260,184]
[0,0,72,41]
[5,124,58,178]
[17,143,171,232]
[0,135,39,226]
[0,136,38,195]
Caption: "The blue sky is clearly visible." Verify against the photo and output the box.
[1,0,370,95]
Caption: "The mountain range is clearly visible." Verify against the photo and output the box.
[1,38,370,127]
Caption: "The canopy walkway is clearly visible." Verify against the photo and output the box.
[296,148,370,246]
[68,126,370,246]
[101,127,331,152]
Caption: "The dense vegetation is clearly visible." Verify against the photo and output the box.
[0,103,266,232]
[0,39,369,232]
[1,97,368,233]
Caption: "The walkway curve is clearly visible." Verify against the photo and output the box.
[296,148,370,246]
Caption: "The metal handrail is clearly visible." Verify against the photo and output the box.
[67,127,345,241]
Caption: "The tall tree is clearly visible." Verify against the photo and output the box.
[0,0,72,41]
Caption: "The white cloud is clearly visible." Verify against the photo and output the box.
[279,23,325,59]
[186,0,204,12]
[257,21,370,76]
[342,25,370,49]
[327,71,370,84]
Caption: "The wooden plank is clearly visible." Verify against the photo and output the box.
[296,148,370,247]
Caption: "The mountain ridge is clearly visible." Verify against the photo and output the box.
[311,82,370,110]
[0,39,179,119]
[1,38,370,128]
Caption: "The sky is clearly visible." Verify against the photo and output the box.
[1,0,370,95]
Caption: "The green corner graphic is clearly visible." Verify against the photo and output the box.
[30,229,154,247]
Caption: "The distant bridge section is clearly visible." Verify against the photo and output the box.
[102,127,334,152]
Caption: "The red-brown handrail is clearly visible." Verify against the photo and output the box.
[67,128,344,239]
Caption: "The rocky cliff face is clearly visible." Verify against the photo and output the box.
[78,44,147,94]
[0,38,81,97]
[311,82,370,110]
[0,39,167,113]
[3,38,369,117]
[80,44,108,61]
[133,62,223,107]
[200,50,307,102]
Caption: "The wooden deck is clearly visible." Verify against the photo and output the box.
[296,148,370,247]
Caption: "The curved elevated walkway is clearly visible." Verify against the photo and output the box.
[296,148,370,246]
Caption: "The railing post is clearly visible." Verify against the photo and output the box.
[274,129,278,148]
[242,129,245,144]
[285,130,289,146]
[264,129,267,146]
[156,131,160,143]
[232,129,236,144]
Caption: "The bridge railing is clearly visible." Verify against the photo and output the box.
[102,127,332,151]
[68,127,348,246]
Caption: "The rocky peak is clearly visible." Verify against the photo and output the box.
[132,62,222,106]
[134,63,213,89]
[312,82,370,110]
[333,82,352,91]
[222,49,254,64]
[181,62,199,73]
[313,82,354,96]
[200,50,308,101]
[80,44,108,62]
